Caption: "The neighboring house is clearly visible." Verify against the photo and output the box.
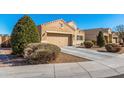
[113,32,124,44]
[112,32,119,43]
[84,28,119,43]
[0,34,11,48]
[37,19,85,47]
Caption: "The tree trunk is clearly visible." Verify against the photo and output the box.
[122,38,124,46]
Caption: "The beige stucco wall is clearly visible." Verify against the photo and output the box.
[41,20,75,34]
[85,28,113,43]
[85,30,97,41]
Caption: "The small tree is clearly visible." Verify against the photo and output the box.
[115,25,124,44]
[97,31,105,47]
[11,15,40,55]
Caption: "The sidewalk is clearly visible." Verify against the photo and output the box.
[0,55,123,78]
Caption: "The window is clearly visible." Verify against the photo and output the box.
[60,24,64,27]
[77,35,83,40]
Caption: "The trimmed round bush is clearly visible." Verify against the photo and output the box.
[25,49,53,64]
[84,41,93,48]
[105,43,121,53]
[24,43,61,64]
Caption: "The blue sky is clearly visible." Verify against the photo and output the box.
[0,14,124,35]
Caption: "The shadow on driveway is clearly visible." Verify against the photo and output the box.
[0,54,28,66]
[108,74,124,78]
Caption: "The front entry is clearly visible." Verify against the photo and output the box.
[104,36,109,43]
[113,37,118,43]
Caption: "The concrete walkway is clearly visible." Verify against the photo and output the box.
[0,47,123,78]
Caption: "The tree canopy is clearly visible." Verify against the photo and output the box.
[11,15,40,55]
[97,31,105,47]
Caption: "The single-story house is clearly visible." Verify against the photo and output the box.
[37,19,85,47]
[84,28,119,43]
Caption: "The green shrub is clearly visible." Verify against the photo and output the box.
[97,31,105,47]
[11,15,40,55]
[26,49,53,64]
[24,43,61,64]
[84,41,93,48]
[92,40,96,45]
[120,43,124,47]
[105,43,121,53]
[80,43,83,46]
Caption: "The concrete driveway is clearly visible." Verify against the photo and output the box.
[61,46,120,60]
[0,47,124,78]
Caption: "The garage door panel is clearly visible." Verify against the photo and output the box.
[47,33,71,47]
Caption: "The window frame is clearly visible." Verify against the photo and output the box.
[77,35,83,40]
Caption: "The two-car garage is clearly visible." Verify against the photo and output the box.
[46,33,72,47]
